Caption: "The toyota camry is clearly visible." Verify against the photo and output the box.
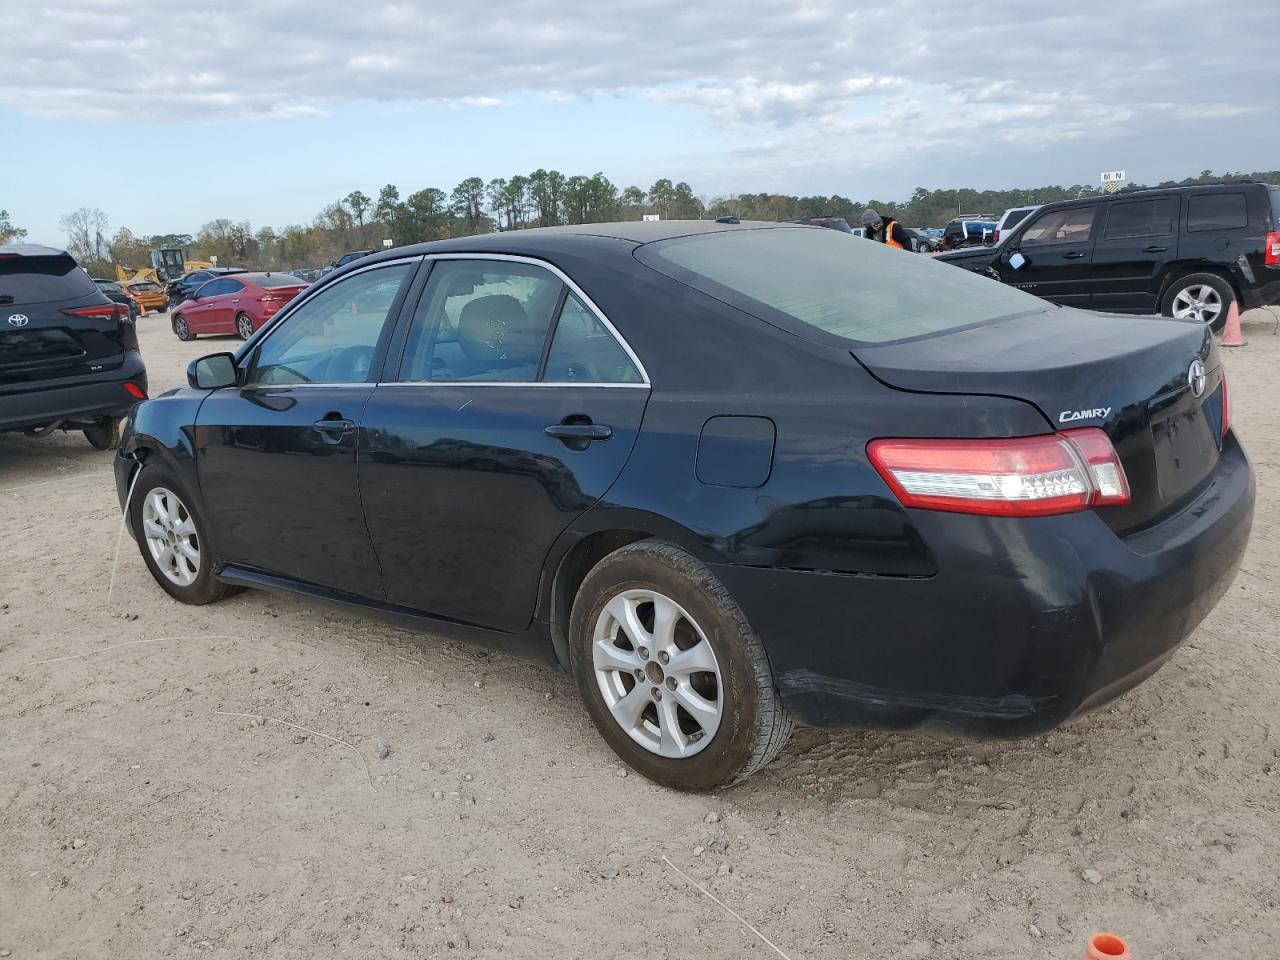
[114,221,1253,789]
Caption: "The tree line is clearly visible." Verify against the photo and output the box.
[8,168,1278,277]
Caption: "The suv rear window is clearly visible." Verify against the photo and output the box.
[0,254,98,305]
[1187,193,1248,232]
[640,227,1046,345]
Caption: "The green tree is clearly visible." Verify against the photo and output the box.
[0,209,28,245]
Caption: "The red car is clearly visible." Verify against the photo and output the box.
[171,272,307,341]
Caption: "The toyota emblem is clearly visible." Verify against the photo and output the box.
[1188,358,1206,399]
[6,314,29,328]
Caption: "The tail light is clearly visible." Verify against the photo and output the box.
[867,429,1130,517]
[62,303,130,321]
[1265,231,1280,267]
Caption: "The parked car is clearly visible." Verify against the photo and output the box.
[92,278,140,320]
[942,218,998,249]
[120,279,168,315]
[166,267,247,309]
[171,272,308,341]
[115,221,1252,789]
[937,182,1280,330]
[2,245,147,449]
[993,205,1040,245]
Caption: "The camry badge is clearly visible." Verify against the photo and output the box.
[7,314,29,327]
[1188,358,1206,398]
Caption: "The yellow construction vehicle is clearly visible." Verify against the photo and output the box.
[115,248,215,286]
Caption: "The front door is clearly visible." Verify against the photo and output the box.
[359,257,650,632]
[1000,205,1099,307]
[194,259,418,596]
[1090,195,1179,312]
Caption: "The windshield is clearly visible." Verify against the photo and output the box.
[639,226,1046,344]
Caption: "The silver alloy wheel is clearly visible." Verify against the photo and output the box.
[1171,284,1224,325]
[237,314,253,339]
[592,588,723,758]
[141,487,201,587]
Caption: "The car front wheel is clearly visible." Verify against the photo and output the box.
[129,467,238,605]
[571,540,792,790]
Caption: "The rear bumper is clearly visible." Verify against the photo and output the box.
[0,351,148,432]
[715,432,1254,736]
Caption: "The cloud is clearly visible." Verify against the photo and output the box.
[0,0,1272,181]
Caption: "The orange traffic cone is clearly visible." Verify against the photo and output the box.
[1219,300,1247,348]
[1085,932,1131,960]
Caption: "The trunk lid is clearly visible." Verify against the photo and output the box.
[0,252,129,387]
[854,307,1225,533]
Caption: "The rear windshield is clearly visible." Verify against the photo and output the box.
[255,273,305,288]
[640,227,1047,344]
[0,254,98,305]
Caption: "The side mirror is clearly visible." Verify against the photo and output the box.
[188,353,239,390]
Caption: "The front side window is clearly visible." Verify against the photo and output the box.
[399,260,563,382]
[1020,207,1096,246]
[1187,193,1248,232]
[246,262,412,385]
[544,293,642,383]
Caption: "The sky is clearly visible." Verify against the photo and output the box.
[1,0,1276,245]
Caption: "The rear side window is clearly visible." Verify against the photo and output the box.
[1187,193,1248,232]
[640,227,1046,345]
[1102,198,1174,239]
[0,254,98,305]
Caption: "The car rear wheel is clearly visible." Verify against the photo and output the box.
[236,313,254,339]
[129,467,238,605]
[173,314,193,341]
[83,417,121,451]
[1162,272,1234,332]
[570,540,792,790]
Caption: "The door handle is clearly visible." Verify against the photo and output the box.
[312,416,355,442]
[1063,251,1086,259]
[1142,246,1168,253]
[545,423,612,441]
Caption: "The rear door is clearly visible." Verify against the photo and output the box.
[194,259,418,596]
[1000,205,1099,306]
[1,252,126,389]
[1090,195,1178,312]
[358,255,649,632]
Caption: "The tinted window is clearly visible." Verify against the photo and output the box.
[1187,193,1248,232]
[1021,207,1095,246]
[247,262,411,385]
[399,260,562,382]
[641,227,1046,345]
[1102,198,1174,240]
[0,254,98,305]
[544,293,642,383]
[256,274,304,288]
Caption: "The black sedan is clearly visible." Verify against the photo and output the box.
[114,221,1253,789]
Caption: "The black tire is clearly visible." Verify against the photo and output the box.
[570,540,792,790]
[236,312,254,340]
[173,314,193,341]
[128,465,239,606]
[83,417,121,451]
[1161,272,1235,333]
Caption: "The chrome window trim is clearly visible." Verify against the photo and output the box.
[410,252,651,387]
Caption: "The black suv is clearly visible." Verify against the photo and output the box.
[1,245,148,449]
[938,182,1280,330]
[166,267,246,308]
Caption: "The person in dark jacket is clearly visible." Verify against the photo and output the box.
[861,208,910,249]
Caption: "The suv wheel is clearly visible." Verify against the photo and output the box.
[172,314,193,341]
[236,313,255,339]
[1162,273,1234,332]
[129,467,238,605]
[83,417,121,451]
[570,540,792,790]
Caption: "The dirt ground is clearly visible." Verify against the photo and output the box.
[2,308,1279,959]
